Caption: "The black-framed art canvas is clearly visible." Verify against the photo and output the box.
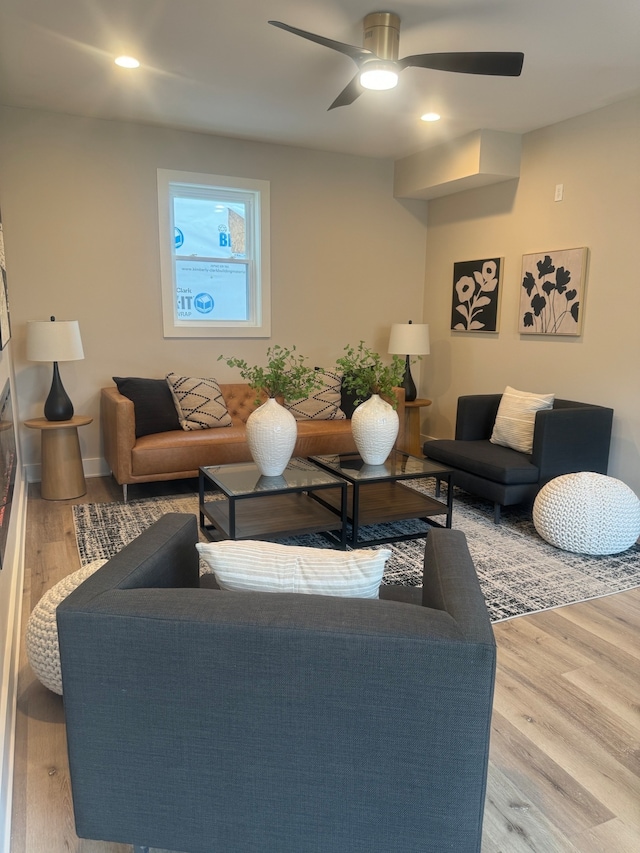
[0,209,11,349]
[451,257,502,332]
[519,247,588,335]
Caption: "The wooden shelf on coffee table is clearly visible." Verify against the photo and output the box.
[199,459,347,546]
[310,450,453,548]
[202,493,345,541]
[318,480,447,526]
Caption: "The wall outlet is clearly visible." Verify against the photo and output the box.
[554,183,564,201]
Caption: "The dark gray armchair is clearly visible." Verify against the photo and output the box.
[58,513,496,853]
[424,394,614,522]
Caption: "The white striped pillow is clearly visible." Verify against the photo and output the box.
[196,540,390,598]
[490,385,554,454]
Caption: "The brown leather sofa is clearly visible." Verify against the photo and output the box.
[102,383,405,501]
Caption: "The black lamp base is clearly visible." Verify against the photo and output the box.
[44,362,74,421]
[401,354,417,402]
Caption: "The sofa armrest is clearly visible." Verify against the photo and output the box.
[532,402,613,482]
[421,529,495,645]
[101,386,136,485]
[455,395,502,440]
[380,386,405,449]
[59,515,200,620]
[392,386,406,449]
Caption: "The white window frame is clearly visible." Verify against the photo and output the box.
[157,169,271,338]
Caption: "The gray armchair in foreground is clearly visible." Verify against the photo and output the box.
[424,394,614,523]
[57,513,496,853]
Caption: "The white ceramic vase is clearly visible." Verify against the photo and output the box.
[245,397,297,476]
[351,394,399,464]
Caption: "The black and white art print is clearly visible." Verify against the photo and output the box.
[451,257,502,332]
[519,247,587,336]
[0,209,11,350]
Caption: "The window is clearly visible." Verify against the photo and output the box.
[157,169,270,338]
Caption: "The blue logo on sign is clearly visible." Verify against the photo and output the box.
[194,293,214,314]
[175,228,184,249]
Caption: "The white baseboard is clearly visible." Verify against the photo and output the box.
[24,456,110,483]
[84,457,111,479]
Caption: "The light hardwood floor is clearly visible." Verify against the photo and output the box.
[10,477,640,852]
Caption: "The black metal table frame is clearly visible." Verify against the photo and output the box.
[198,464,349,548]
[310,452,454,549]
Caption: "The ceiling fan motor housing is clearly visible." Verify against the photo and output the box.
[363,12,400,60]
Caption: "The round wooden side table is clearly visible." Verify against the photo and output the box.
[24,415,93,501]
[403,398,432,457]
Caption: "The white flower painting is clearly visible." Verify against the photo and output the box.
[451,257,502,332]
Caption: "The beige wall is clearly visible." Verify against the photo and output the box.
[420,94,640,495]
[2,96,638,494]
[0,106,428,476]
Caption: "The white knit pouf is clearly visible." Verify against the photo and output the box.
[533,472,640,555]
[26,559,107,695]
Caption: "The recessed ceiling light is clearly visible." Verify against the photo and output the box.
[114,56,140,69]
[420,112,441,122]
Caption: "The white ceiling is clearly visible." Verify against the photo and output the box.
[1,0,639,160]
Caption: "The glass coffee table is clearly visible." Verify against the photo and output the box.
[309,450,453,548]
[199,458,347,547]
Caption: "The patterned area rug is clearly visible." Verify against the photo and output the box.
[72,486,640,623]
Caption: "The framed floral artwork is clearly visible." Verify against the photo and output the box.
[451,257,502,332]
[519,247,588,335]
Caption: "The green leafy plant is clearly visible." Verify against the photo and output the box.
[218,345,321,403]
[336,342,405,409]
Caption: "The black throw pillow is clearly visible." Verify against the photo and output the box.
[339,375,371,419]
[113,377,180,438]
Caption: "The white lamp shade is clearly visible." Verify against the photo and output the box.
[27,319,84,362]
[388,323,430,355]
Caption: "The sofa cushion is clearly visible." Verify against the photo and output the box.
[285,368,346,421]
[131,424,251,475]
[424,439,540,485]
[196,540,391,598]
[113,377,180,438]
[490,385,554,453]
[166,374,233,431]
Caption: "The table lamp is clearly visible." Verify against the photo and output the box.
[27,316,84,421]
[388,320,430,402]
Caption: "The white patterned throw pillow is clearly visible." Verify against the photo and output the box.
[196,540,391,598]
[490,385,554,454]
[285,368,346,420]
[166,373,233,431]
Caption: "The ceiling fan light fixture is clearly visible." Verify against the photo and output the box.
[359,62,399,91]
[270,15,524,110]
[114,55,140,69]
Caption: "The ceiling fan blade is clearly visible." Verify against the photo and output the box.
[399,52,524,77]
[268,21,373,63]
[328,73,364,110]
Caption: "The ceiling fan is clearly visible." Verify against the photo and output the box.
[269,11,524,110]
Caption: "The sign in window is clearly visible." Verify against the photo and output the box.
[175,261,249,322]
[158,170,270,338]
